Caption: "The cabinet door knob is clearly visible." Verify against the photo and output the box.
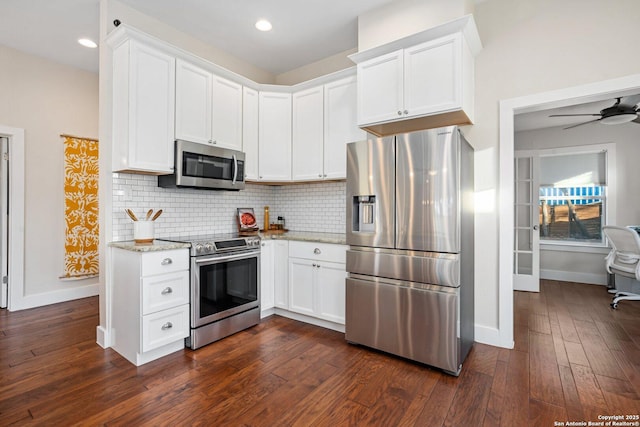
[313,248,321,255]
[318,174,322,178]
[161,322,173,330]
[323,174,327,178]
[397,110,402,116]
[161,287,173,295]
[403,110,408,115]
[161,258,173,265]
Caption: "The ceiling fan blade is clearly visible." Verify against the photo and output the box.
[562,118,602,130]
[620,94,640,108]
[549,113,601,117]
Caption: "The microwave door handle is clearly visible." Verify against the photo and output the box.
[232,154,238,185]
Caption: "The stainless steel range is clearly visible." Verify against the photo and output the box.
[169,233,261,350]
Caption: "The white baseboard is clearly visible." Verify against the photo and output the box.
[260,307,276,319]
[96,326,110,348]
[273,308,345,333]
[9,283,99,311]
[474,324,513,348]
[540,269,607,286]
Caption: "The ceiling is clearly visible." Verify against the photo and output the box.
[0,0,394,75]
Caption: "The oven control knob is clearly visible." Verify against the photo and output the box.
[195,244,203,254]
[204,243,214,253]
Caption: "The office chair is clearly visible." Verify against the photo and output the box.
[603,225,640,309]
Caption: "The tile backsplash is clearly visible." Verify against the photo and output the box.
[112,174,346,241]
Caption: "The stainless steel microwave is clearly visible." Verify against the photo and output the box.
[158,140,245,191]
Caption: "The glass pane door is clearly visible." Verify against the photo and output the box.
[513,153,540,292]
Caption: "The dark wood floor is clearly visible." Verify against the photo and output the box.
[1,280,639,426]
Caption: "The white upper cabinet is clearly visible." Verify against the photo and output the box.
[211,76,243,150]
[356,50,404,126]
[403,35,461,118]
[258,91,292,181]
[175,59,243,150]
[357,34,466,128]
[351,15,481,136]
[323,76,366,179]
[292,86,324,181]
[175,59,212,145]
[112,40,175,174]
[242,86,259,181]
[291,75,364,182]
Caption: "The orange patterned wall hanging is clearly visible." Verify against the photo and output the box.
[62,135,99,278]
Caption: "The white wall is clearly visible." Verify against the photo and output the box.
[275,48,357,86]
[0,44,99,306]
[357,0,474,51]
[515,123,640,285]
[467,0,640,332]
[358,0,640,337]
[105,0,275,84]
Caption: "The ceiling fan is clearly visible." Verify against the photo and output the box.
[549,95,640,130]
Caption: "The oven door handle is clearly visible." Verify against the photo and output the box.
[232,154,238,185]
[194,250,260,265]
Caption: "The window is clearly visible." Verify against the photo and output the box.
[538,148,610,246]
[539,186,604,243]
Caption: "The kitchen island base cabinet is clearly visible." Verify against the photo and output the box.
[111,248,189,366]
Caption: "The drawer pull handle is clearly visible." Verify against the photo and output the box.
[161,258,173,265]
[161,287,173,295]
[161,322,173,330]
[313,248,321,255]
[312,263,317,267]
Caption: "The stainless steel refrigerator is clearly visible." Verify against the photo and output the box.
[345,126,474,375]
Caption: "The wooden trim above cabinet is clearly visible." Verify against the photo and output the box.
[363,110,472,137]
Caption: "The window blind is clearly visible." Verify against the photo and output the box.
[539,151,606,187]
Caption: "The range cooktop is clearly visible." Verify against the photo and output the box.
[161,232,261,256]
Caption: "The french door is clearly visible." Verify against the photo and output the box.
[513,151,540,292]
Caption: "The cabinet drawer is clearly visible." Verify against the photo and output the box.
[288,241,346,263]
[142,304,189,352]
[142,270,189,315]
[141,249,189,276]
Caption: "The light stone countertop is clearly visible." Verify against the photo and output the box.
[109,231,346,252]
[261,231,346,245]
[109,240,191,252]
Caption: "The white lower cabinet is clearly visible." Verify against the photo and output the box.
[260,239,289,317]
[287,241,347,325]
[288,257,316,316]
[273,240,289,309]
[112,248,189,366]
[260,240,275,316]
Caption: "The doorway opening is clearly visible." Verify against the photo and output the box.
[0,137,7,308]
[0,125,25,311]
[498,74,640,349]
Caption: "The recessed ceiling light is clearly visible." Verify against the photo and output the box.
[78,38,97,49]
[255,19,272,32]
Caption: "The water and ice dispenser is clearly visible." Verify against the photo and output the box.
[352,195,376,232]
